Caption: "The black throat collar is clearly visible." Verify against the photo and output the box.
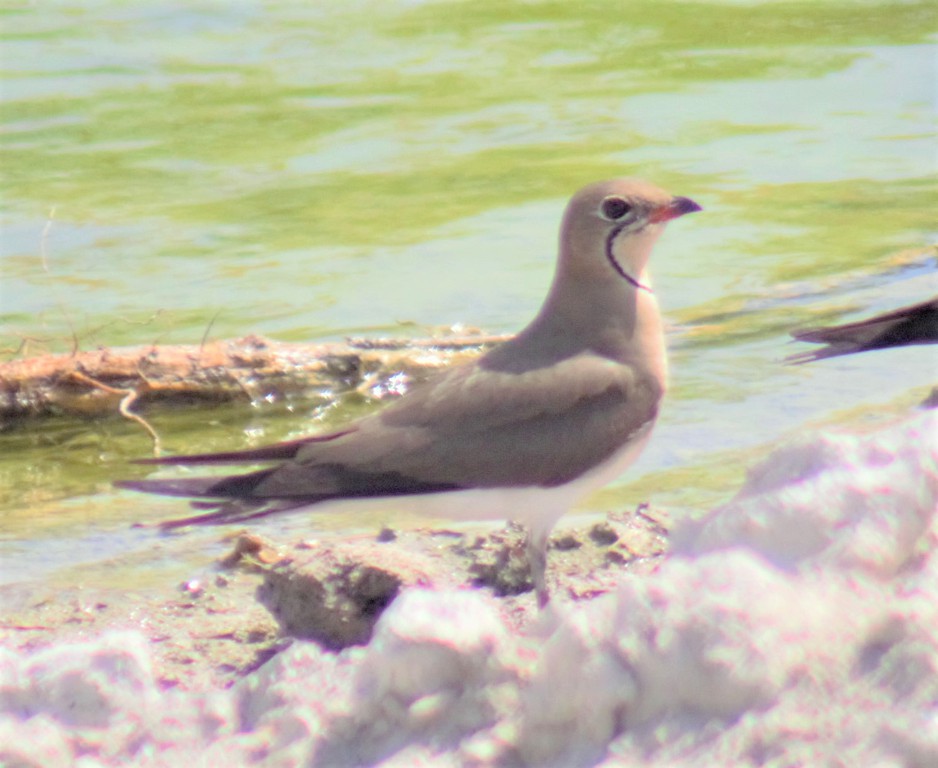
[605,224,653,293]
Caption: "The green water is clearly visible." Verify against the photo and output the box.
[1,1,935,588]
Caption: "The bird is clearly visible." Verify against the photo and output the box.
[786,296,938,364]
[116,178,702,607]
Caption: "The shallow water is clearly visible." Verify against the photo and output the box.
[1,1,935,588]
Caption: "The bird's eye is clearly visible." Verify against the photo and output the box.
[600,196,632,221]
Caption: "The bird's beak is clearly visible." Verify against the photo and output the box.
[649,196,702,223]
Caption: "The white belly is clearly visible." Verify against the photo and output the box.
[298,419,656,541]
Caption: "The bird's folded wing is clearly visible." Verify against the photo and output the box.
[251,353,663,495]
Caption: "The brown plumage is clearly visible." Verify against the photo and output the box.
[117,178,701,605]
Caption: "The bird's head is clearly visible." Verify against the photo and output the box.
[558,178,701,292]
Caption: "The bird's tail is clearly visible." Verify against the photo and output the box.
[116,466,276,499]
[115,467,304,528]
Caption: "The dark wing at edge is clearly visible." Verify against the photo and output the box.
[786,297,938,364]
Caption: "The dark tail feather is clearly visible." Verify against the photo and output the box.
[115,466,276,499]
[153,499,311,529]
[116,477,230,498]
[133,429,356,466]
[116,466,320,529]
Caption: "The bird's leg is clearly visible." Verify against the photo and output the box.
[526,526,550,608]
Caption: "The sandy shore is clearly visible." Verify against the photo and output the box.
[2,505,668,691]
[1,410,936,766]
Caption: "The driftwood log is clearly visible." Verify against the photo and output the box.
[0,333,509,429]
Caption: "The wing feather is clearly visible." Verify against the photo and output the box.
[119,349,664,521]
[260,351,663,494]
